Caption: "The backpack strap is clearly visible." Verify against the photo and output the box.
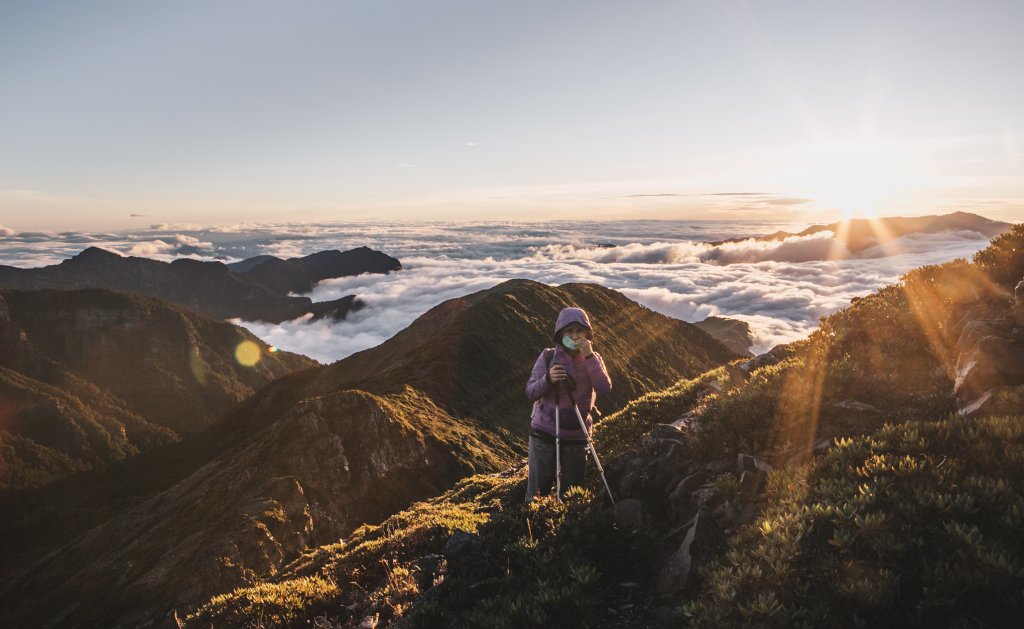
[543,347,556,371]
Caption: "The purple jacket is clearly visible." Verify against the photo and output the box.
[526,345,612,440]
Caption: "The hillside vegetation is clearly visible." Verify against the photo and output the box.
[0,279,738,628]
[0,288,315,492]
[179,224,1024,627]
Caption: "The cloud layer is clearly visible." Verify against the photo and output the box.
[0,220,997,363]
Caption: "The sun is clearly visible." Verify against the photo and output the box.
[796,137,923,219]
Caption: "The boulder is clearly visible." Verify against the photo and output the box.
[617,471,641,498]
[833,400,882,414]
[960,386,1024,417]
[653,604,687,627]
[656,510,711,596]
[705,459,732,474]
[738,344,790,372]
[955,332,1024,398]
[442,530,479,557]
[668,472,707,524]
[651,423,685,445]
[614,499,645,528]
[410,554,447,591]
[670,410,699,430]
[737,453,772,474]
[739,470,767,495]
[647,444,692,494]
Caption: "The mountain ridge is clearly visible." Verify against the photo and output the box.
[710,210,1009,252]
[0,246,400,323]
[0,279,739,627]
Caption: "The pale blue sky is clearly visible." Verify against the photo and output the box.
[1,0,1022,230]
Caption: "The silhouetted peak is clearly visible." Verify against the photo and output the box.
[67,247,123,263]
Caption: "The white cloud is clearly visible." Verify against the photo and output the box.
[0,226,14,237]
[0,220,998,359]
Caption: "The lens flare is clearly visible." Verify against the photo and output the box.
[235,340,262,367]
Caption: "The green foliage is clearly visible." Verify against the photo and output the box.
[686,415,1024,628]
[595,367,731,459]
[973,223,1024,287]
[196,576,338,628]
[405,487,655,628]
[187,473,516,627]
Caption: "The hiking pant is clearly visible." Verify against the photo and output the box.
[526,433,586,502]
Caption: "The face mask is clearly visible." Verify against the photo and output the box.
[562,334,578,351]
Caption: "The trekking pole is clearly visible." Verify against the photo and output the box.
[554,376,562,501]
[567,387,616,507]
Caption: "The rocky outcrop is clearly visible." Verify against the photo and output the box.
[694,316,753,357]
[0,246,398,323]
[953,285,1024,416]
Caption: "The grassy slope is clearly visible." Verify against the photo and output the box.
[189,225,1024,627]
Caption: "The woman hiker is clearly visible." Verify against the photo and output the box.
[525,306,612,502]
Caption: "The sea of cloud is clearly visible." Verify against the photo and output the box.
[0,220,997,363]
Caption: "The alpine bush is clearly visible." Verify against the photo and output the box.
[686,414,1024,628]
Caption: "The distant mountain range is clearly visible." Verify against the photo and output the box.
[0,279,738,627]
[0,246,401,323]
[710,211,1009,252]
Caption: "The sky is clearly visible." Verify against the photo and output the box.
[1,0,1023,231]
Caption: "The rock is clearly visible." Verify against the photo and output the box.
[739,470,767,495]
[955,331,1024,398]
[670,410,698,430]
[442,530,479,557]
[614,499,645,528]
[648,444,692,494]
[656,510,711,596]
[833,399,882,413]
[960,386,1024,417]
[739,348,783,372]
[410,554,447,591]
[814,437,833,452]
[691,485,718,510]
[737,453,772,474]
[960,389,993,416]
[693,316,754,357]
[618,471,641,498]
[668,472,706,524]
[652,423,685,444]
[653,604,687,627]
[705,459,732,474]
[1014,279,1024,323]
[724,362,749,385]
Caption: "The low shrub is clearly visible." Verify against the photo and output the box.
[686,414,1024,628]
[405,488,656,628]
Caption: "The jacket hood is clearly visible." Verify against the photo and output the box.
[552,307,593,343]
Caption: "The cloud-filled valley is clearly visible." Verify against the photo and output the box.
[0,220,998,363]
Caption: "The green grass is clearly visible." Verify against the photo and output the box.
[186,473,516,628]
